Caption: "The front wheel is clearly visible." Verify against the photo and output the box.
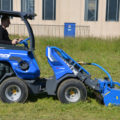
[57,79,87,103]
[0,77,28,103]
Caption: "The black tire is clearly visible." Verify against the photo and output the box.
[0,77,28,103]
[57,79,87,103]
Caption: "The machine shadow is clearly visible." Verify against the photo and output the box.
[27,93,57,102]
[87,88,104,105]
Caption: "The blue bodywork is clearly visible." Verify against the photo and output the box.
[0,48,40,80]
[99,80,120,106]
[46,46,89,80]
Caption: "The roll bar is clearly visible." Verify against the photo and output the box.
[0,10,35,51]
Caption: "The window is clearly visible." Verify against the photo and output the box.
[0,0,13,11]
[42,0,56,20]
[85,0,98,21]
[21,0,34,14]
[106,0,120,21]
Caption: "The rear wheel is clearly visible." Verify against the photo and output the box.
[57,79,87,103]
[0,77,28,103]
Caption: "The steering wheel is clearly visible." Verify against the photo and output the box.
[19,37,30,48]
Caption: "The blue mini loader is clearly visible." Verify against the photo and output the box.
[0,10,120,106]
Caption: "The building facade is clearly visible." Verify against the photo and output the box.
[0,0,120,38]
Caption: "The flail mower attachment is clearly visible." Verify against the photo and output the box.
[79,62,120,106]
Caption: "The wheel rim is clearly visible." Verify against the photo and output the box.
[65,87,81,103]
[5,85,21,102]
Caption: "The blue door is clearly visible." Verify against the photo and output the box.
[64,23,76,37]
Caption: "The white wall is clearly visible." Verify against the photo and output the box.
[9,0,120,38]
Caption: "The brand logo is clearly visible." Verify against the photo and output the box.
[56,67,65,69]
[0,54,10,59]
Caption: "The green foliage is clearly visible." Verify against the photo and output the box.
[0,37,120,120]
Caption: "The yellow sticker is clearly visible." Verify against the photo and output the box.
[116,96,118,100]
[105,92,110,96]
[108,103,112,106]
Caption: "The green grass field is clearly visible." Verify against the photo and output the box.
[0,37,120,120]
